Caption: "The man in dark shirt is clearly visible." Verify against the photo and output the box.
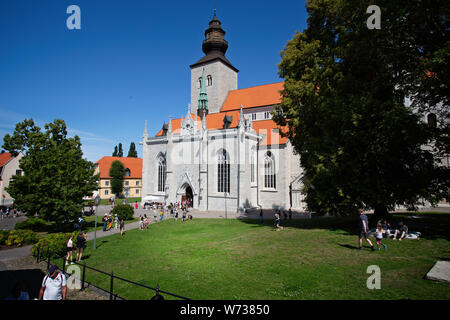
[393,222,408,241]
[358,209,375,251]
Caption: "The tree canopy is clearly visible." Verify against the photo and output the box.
[273,0,449,217]
[2,119,99,226]
[127,142,138,158]
[109,160,125,197]
[117,143,123,157]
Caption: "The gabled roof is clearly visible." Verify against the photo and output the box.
[190,53,239,73]
[0,152,12,167]
[95,157,142,179]
[252,120,289,146]
[221,82,284,112]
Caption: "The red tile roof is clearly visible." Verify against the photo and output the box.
[252,120,289,146]
[0,152,12,167]
[156,111,242,136]
[221,82,284,112]
[95,157,142,179]
[153,82,289,145]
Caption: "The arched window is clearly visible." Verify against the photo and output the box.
[251,147,256,183]
[125,168,131,177]
[207,75,212,86]
[264,151,276,189]
[157,156,166,192]
[198,77,202,89]
[218,149,230,193]
[427,113,437,128]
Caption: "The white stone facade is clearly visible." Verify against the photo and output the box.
[0,152,24,206]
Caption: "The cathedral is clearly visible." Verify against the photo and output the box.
[140,12,306,212]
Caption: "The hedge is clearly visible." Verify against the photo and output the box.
[112,204,134,221]
[0,230,38,247]
[31,231,81,259]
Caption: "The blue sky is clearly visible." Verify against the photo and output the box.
[0,0,307,162]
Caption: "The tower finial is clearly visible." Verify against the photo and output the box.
[214,2,216,16]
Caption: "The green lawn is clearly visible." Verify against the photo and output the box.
[81,215,139,233]
[83,197,141,206]
[73,215,450,300]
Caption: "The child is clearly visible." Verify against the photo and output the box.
[107,215,113,231]
[114,214,119,229]
[66,235,74,265]
[375,222,387,250]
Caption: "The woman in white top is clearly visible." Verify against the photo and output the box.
[66,235,74,265]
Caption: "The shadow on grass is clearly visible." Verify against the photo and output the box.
[237,211,450,241]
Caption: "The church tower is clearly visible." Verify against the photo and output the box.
[190,10,238,114]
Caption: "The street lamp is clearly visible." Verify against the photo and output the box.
[93,194,101,250]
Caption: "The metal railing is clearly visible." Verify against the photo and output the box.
[35,246,191,300]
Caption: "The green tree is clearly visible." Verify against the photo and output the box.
[118,143,123,157]
[127,142,138,158]
[112,145,118,157]
[2,119,99,228]
[273,0,449,218]
[109,160,125,197]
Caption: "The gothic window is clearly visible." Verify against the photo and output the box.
[157,156,167,192]
[427,113,437,128]
[264,151,276,189]
[218,149,230,193]
[198,77,202,89]
[207,75,212,86]
[251,147,256,183]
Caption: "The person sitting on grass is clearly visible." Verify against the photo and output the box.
[375,221,387,250]
[393,221,408,241]
[274,211,283,231]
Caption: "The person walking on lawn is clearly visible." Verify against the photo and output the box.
[358,209,375,251]
[120,219,125,236]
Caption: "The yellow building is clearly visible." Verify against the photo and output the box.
[94,157,143,199]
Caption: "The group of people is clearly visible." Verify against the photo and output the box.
[0,205,18,219]
[359,209,409,251]
[103,213,118,231]
[138,202,192,230]
[65,232,87,265]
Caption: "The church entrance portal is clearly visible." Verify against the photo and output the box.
[181,186,193,208]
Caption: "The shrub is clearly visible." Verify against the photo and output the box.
[3,230,38,247]
[0,230,10,245]
[15,217,51,232]
[32,231,80,259]
[112,204,134,221]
